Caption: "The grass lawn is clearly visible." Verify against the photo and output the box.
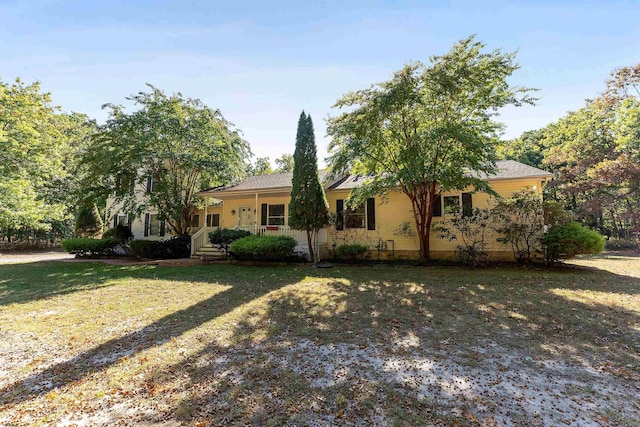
[0,256,638,426]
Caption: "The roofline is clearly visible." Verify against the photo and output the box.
[199,173,553,195]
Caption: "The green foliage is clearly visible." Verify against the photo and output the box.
[75,205,103,238]
[435,208,492,266]
[61,238,118,257]
[248,157,274,175]
[129,235,191,259]
[0,79,94,241]
[497,129,546,168]
[229,235,297,261]
[83,85,250,236]
[289,112,329,263]
[208,228,252,257]
[605,238,639,251]
[492,190,545,262]
[275,153,294,173]
[543,201,574,227]
[102,224,134,244]
[327,36,535,261]
[541,222,605,262]
[334,244,368,261]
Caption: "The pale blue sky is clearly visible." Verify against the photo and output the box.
[2,0,638,166]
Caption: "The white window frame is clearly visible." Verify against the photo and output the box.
[267,204,286,226]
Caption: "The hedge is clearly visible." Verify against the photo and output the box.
[130,235,191,259]
[541,222,605,263]
[229,235,297,261]
[61,238,119,257]
[102,224,134,244]
[208,228,252,254]
[334,244,368,261]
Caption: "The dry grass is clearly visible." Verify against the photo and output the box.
[0,255,638,426]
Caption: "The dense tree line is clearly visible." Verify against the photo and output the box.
[499,65,640,238]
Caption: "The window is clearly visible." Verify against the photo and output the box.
[268,204,285,225]
[345,204,366,228]
[443,196,461,215]
[336,198,376,230]
[436,193,473,217]
[144,213,165,237]
[206,213,220,227]
[149,214,161,235]
[190,215,200,228]
[116,214,128,226]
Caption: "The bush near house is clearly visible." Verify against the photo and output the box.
[130,236,191,260]
[61,238,119,257]
[541,222,605,263]
[208,228,252,255]
[229,235,297,261]
[334,244,369,261]
[102,224,134,244]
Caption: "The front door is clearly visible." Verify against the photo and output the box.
[239,206,253,227]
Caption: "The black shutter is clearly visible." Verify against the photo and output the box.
[146,176,152,193]
[159,220,165,237]
[113,215,118,228]
[367,198,376,230]
[462,193,473,217]
[336,200,344,230]
[144,213,150,236]
[261,204,268,226]
[433,194,442,217]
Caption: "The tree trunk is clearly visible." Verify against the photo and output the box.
[306,229,315,265]
[408,182,437,263]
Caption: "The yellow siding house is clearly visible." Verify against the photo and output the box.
[191,160,553,260]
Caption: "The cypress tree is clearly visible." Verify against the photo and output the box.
[289,111,329,264]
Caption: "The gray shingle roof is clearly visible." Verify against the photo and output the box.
[203,161,552,194]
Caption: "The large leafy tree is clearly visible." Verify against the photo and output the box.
[0,79,93,240]
[541,66,640,236]
[289,111,329,264]
[327,36,534,261]
[84,85,250,236]
[275,153,294,173]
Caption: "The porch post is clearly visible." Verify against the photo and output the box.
[255,193,259,234]
[204,195,209,230]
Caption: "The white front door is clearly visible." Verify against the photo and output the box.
[239,206,253,227]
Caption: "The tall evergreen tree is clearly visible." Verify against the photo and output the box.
[289,111,329,264]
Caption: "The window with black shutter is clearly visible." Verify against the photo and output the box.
[433,194,442,217]
[367,198,376,230]
[336,200,344,230]
[261,204,268,226]
[462,193,473,217]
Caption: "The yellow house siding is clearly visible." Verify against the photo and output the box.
[196,192,291,229]
[325,177,545,258]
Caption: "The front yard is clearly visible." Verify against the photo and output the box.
[0,256,638,426]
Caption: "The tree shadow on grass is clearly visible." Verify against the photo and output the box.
[0,264,313,409]
[156,264,639,425]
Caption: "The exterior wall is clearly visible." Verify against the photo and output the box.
[193,192,291,229]
[324,177,546,260]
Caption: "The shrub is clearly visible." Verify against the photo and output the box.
[102,224,134,244]
[541,222,606,263]
[334,244,368,261]
[435,208,492,266]
[492,190,545,262]
[130,235,191,259]
[75,205,103,238]
[229,235,297,261]
[606,238,639,251]
[61,238,119,257]
[208,228,252,256]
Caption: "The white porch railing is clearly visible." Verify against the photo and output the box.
[190,226,217,256]
[191,225,327,257]
[238,225,327,247]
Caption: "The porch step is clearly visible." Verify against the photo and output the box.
[192,245,226,260]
